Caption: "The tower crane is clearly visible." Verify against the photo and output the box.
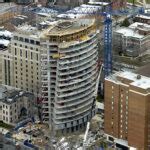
[54,3,144,77]
[16,3,145,150]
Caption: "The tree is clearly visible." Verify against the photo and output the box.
[121,18,130,27]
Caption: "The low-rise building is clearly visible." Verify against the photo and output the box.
[113,22,150,57]
[0,86,34,125]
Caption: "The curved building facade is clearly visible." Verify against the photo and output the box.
[41,19,99,133]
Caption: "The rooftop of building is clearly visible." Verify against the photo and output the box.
[129,22,150,31]
[0,86,33,105]
[106,71,150,90]
[0,39,10,47]
[15,24,42,39]
[0,29,12,38]
[0,2,17,14]
[57,4,102,19]
[47,19,95,36]
[135,63,150,77]
[114,20,150,38]
[114,27,145,39]
[0,28,12,47]
[32,7,58,17]
[88,1,109,6]
[14,16,61,38]
[135,14,150,20]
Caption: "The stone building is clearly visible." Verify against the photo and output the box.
[0,86,34,125]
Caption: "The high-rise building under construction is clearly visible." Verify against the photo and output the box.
[2,18,100,133]
[40,19,99,133]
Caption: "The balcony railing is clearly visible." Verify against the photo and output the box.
[56,88,94,103]
[56,82,95,98]
[59,44,98,64]
[55,97,93,114]
[59,35,97,53]
[58,63,97,82]
[58,60,97,76]
[58,51,98,70]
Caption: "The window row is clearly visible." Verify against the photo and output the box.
[14,36,40,45]
[14,49,39,60]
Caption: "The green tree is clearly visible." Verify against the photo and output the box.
[121,18,130,27]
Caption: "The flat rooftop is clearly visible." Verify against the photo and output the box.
[135,14,150,20]
[15,24,42,39]
[0,86,33,104]
[114,27,145,39]
[32,7,58,17]
[0,3,17,14]
[135,63,150,77]
[57,4,102,19]
[47,19,95,36]
[0,30,12,38]
[88,1,109,6]
[129,22,150,31]
[0,39,10,47]
[107,71,150,90]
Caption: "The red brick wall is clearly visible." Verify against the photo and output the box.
[128,90,148,149]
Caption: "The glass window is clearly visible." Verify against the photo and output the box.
[19,37,23,41]
[36,41,40,45]
[15,48,17,55]
[26,51,27,58]
[36,54,38,61]
[25,38,29,43]
[30,40,34,44]
[20,49,22,57]
[31,52,33,59]
[14,36,18,40]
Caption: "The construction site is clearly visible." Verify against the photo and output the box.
[0,0,150,150]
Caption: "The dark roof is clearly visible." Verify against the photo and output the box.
[0,89,34,105]
[135,63,150,78]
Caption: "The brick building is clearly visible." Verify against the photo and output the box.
[104,71,150,150]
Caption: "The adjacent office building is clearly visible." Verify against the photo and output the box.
[104,71,150,150]
[2,25,41,95]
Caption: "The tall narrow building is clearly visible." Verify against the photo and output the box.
[41,19,99,133]
[104,71,150,150]
[2,25,41,95]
